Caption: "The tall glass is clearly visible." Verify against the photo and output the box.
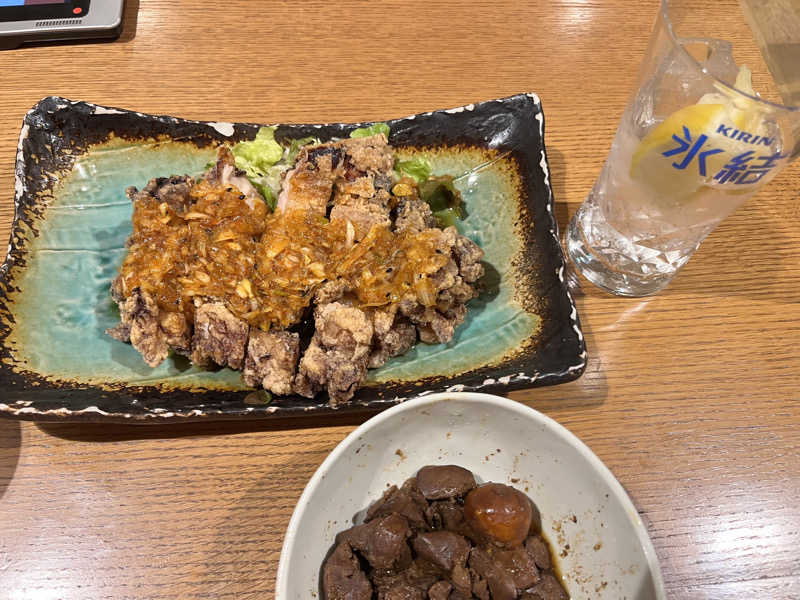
[566,0,800,296]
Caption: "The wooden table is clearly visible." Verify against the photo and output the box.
[0,1,798,598]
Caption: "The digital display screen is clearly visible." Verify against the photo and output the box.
[0,1,67,6]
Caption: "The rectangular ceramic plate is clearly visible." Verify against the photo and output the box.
[0,94,586,422]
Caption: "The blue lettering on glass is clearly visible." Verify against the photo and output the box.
[662,124,786,183]
[662,126,723,176]
[713,151,788,184]
[715,124,773,146]
[714,151,755,184]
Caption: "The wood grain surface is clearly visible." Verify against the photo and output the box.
[1,1,799,599]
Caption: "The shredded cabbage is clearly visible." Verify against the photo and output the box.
[230,128,284,210]
[232,127,283,177]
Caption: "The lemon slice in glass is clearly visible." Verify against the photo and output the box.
[630,67,765,202]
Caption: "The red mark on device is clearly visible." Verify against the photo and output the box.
[73,6,82,14]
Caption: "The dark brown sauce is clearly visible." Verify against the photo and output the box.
[537,525,569,595]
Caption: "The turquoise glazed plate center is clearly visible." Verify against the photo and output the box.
[0,95,585,422]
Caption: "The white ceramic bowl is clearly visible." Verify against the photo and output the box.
[276,392,666,599]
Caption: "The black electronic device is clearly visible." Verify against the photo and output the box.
[0,0,124,49]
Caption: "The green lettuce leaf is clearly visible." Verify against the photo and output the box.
[349,122,390,139]
[253,181,276,210]
[394,157,432,184]
[232,127,283,179]
[229,128,285,211]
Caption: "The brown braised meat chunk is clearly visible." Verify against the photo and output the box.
[322,542,372,600]
[470,546,518,600]
[417,465,477,500]
[411,531,470,571]
[379,582,425,600]
[520,573,569,600]
[337,514,413,570]
[371,557,441,598]
[426,499,472,538]
[321,466,569,600]
[524,535,552,570]
[492,546,541,590]
[427,580,452,600]
[109,133,485,405]
[366,477,429,530]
